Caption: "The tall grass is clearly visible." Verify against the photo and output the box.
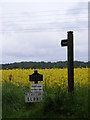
[2,81,88,119]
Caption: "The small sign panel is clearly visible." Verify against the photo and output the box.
[25,92,43,103]
[29,74,43,81]
[31,84,43,92]
[61,39,68,47]
[25,84,43,103]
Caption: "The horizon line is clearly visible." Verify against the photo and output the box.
[1,60,89,65]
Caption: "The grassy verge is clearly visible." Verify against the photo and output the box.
[2,81,88,119]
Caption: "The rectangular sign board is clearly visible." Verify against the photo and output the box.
[25,84,43,103]
[61,39,68,47]
[31,84,43,88]
[29,74,43,81]
[31,84,43,92]
[25,92,43,103]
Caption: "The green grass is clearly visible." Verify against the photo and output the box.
[2,81,88,119]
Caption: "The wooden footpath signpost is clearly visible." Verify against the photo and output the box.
[61,31,74,93]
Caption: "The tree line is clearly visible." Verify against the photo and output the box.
[0,61,88,69]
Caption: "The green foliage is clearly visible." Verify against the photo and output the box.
[2,81,88,119]
[1,61,88,69]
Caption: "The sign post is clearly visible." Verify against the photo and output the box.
[61,31,74,92]
[25,70,43,103]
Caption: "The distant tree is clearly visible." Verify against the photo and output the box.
[1,61,88,69]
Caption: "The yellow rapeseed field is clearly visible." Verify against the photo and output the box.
[1,68,88,90]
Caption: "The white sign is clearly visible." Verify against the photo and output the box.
[25,84,43,103]
[31,84,43,92]
[25,92,43,103]
[31,84,43,88]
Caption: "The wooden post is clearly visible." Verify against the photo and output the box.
[61,31,74,93]
[67,31,74,92]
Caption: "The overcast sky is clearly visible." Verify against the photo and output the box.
[0,0,88,64]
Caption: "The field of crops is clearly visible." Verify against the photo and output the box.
[1,68,89,119]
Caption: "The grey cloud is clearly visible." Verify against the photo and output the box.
[2,20,87,33]
[67,2,88,15]
[2,31,61,59]
[1,2,88,63]
[1,2,88,34]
